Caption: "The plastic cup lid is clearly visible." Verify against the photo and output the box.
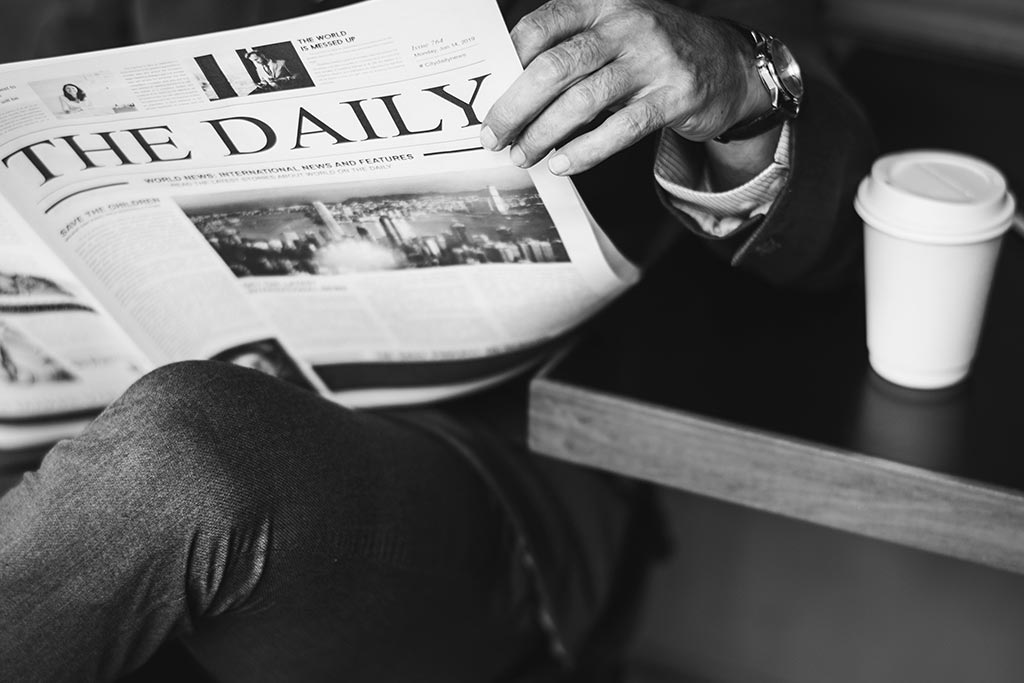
[855,150,1016,244]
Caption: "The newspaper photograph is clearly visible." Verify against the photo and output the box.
[0,322,77,386]
[178,166,567,278]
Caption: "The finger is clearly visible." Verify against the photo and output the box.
[510,61,634,167]
[509,0,597,67]
[483,28,614,151]
[546,89,676,175]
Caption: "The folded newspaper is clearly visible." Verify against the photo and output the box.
[0,0,641,452]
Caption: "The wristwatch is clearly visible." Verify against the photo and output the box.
[714,21,804,143]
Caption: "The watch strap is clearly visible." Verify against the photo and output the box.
[714,107,788,143]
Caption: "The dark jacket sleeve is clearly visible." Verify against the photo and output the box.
[661,0,879,290]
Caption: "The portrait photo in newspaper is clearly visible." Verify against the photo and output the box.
[177,166,569,278]
[28,71,139,119]
[193,41,315,100]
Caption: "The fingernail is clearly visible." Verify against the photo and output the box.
[548,154,570,175]
[509,145,526,167]
[480,126,499,150]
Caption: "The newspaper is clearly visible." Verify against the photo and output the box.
[0,0,640,450]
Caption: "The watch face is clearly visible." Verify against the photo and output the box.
[769,39,804,101]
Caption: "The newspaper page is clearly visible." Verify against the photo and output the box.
[0,195,146,449]
[0,0,639,406]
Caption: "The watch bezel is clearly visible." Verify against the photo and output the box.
[713,22,803,143]
[764,37,803,116]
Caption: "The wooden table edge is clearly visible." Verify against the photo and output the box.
[528,375,1024,575]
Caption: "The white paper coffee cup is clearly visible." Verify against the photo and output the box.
[855,150,1016,389]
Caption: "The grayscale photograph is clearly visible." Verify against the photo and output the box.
[0,272,74,298]
[28,71,139,119]
[7,1,1024,682]
[0,321,76,384]
[193,41,315,100]
[177,167,569,277]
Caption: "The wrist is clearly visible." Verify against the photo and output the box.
[705,125,782,191]
[730,29,773,131]
[700,21,782,189]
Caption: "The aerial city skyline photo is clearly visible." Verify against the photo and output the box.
[180,169,570,278]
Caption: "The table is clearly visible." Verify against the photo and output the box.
[529,229,1024,575]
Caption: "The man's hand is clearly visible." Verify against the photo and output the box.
[480,0,769,175]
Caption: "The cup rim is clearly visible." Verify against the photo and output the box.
[856,187,1016,244]
[855,150,1017,244]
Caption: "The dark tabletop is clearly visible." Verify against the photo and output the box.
[546,227,1024,491]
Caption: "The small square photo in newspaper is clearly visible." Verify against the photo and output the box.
[193,41,315,100]
[29,72,139,119]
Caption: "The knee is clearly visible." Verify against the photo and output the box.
[113,359,260,418]
[41,362,282,618]
[82,361,280,515]
[100,360,242,467]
